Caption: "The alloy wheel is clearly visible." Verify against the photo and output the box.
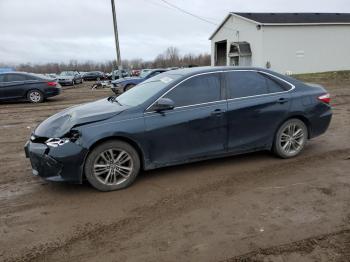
[29,91,42,103]
[279,122,305,156]
[93,149,133,185]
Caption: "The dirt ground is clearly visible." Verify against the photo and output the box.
[0,76,349,262]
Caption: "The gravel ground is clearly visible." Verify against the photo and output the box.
[0,77,349,262]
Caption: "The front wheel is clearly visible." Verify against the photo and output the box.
[273,119,308,158]
[84,140,140,191]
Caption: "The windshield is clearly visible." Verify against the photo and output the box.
[115,80,169,107]
[60,71,74,76]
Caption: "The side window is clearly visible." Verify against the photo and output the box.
[25,75,37,81]
[6,74,27,82]
[261,73,292,92]
[226,71,269,99]
[164,74,221,107]
[0,74,6,83]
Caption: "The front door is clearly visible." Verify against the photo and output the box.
[144,73,227,166]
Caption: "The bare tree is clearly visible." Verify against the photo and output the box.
[10,47,211,73]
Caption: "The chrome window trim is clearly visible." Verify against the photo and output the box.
[145,69,295,114]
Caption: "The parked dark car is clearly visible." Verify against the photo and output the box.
[111,69,167,94]
[83,71,105,81]
[0,72,61,103]
[58,71,83,86]
[24,67,332,191]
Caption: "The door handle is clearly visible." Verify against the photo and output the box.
[211,109,224,116]
[277,97,289,104]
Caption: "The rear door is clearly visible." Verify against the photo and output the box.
[144,73,227,166]
[224,70,292,152]
[1,73,28,99]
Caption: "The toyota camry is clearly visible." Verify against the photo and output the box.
[24,67,332,191]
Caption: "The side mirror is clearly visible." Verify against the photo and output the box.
[152,98,174,112]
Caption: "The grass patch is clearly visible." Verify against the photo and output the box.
[293,70,350,82]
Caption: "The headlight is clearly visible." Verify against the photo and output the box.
[45,130,80,147]
[45,138,70,147]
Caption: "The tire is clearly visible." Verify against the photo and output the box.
[273,118,308,159]
[124,84,135,92]
[27,89,44,103]
[97,77,101,81]
[84,140,140,191]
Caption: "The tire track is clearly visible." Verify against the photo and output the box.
[6,148,350,262]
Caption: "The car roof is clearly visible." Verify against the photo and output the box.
[167,66,274,76]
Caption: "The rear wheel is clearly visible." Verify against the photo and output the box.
[273,119,308,158]
[27,89,44,103]
[84,140,140,191]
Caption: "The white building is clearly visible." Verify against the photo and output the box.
[210,13,350,74]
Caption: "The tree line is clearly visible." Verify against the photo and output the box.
[4,47,210,74]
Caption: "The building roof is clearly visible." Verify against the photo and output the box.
[234,13,350,24]
[209,12,350,40]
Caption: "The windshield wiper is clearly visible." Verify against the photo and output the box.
[108,96,122,106]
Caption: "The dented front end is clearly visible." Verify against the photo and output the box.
[24,134,88,183]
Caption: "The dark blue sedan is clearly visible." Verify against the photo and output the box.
[111,68,168,94]
[24,67,332,191]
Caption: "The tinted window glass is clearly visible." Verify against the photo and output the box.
[226,71,291,99]
[164,74,221,107]
[263,74,291,91]
[226,71,269,99]
[26,75,39,80]
[0,74,5,82]
[6,74,27,82]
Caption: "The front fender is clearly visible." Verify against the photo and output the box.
[77,114,149,168]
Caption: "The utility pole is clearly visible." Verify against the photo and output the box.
[111,0,123,80]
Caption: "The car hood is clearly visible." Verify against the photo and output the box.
[58,75,74,80]
[34,98,127,138]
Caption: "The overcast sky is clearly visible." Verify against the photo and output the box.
[0,0,349,64]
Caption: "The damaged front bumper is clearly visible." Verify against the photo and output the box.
[24,140,88,183]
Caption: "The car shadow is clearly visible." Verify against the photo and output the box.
[41,151,274,195]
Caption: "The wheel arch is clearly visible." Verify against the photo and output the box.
[276,115,312,141]
[85,135,146,171]
[26,88,44,101]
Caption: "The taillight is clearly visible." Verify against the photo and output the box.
[47,81,56,87]
[318,93,331,104]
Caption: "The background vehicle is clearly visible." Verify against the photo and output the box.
[83,71,106,81]
[131,69,140,76]
[45,73,58,80]
[107,70,129,80]
[0,72,61,103]
[24,67,332,191]
[58,71,83,86]
[111,68,168,94]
